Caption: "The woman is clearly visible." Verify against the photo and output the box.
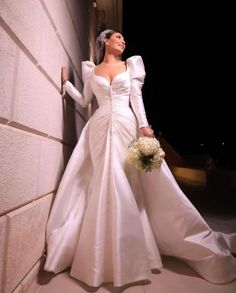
[44,29,236,287]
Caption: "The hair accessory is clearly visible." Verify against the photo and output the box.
[94,29,114,64]
[96,29,113,44]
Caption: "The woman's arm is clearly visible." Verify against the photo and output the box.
[127,56,154,137]
[61,66,93,108]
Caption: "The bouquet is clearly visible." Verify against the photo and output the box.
[128,137,165,172]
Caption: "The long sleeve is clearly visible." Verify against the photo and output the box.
[127,55,149,128]
[63,61,95,108]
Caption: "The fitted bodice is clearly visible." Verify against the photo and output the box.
[63,55,149,128]
[91,68,131,110]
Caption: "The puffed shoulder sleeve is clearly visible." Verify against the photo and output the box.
[63,61,95,108]
[127,55,149,128]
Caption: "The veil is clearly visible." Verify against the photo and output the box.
[94,29,114,64]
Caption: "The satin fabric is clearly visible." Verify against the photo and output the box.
[44,56,236,287]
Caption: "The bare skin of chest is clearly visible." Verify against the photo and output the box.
[94,61,126,84]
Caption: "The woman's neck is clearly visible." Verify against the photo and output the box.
[102,53,121,64]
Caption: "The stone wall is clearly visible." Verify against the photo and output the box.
[0,1,94,292]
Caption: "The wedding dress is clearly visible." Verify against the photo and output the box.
[44,55,236,287]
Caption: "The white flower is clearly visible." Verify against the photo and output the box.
[136,137,160,156]
[128,137,165,172]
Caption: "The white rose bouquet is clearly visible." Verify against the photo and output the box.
[128,137,165,172]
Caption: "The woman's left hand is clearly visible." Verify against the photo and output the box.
[140,126,154,137]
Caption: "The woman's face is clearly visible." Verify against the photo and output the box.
[105,32,126,55]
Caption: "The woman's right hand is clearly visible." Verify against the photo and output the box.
[61,66,68,83]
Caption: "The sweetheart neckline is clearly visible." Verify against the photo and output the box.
[93,69,129,86]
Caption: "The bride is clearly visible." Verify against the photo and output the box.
[44,29,236,287]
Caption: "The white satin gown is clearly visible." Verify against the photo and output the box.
[44,56,236,287]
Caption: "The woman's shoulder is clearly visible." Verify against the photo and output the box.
[126,55,144,65]
[81,61,95,81]
[126,55,145,78]
[82,60,96,68]
[81,60,95,71]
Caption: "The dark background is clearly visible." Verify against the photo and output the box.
[122,1,235,169]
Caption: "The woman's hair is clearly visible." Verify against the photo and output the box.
[94,29,117,64]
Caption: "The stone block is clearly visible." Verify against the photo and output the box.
[12,49,63,138]
[0,26,17,121]
[0,125,40,214]
[4,194,53,293]
[21,257,45,293]
[66,0,89,55]
[41,0,83,71]
[0,0,68,87]
[38,138,64,196]
[62,100,78,145]
[0,216,7,292]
